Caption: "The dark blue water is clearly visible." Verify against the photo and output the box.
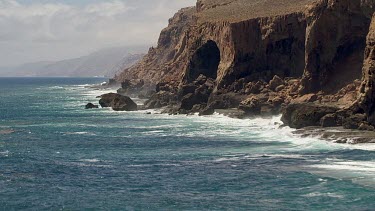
[0,77,374,210]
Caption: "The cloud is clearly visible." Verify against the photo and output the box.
[0,0,196,66]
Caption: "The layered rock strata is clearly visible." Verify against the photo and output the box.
[114,0,375,132]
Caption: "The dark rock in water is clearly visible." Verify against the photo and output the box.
[85,103,99,109]
[281,103,339,129]
[99,93,137,111]
[199,106,215,116]
[99,93,117,107]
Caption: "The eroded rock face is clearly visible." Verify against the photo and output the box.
[300,0,374,93]
[359,13,375,126]
[115,7,196,85]
[114,0,375,129]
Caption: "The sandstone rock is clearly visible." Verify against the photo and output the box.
[292,94,318,103]
[238,96,262,115]
[320,113,339,127]
[112,0,375,131]
[358,13,375,126]
[85,103,99,109]
[281,103,339,129]
[275,85,285,92]
[342,114,367,130]
[268,96,284,107]
[144,91,177,109]
[99,93,137,111]
[301,0,374,93]
[358,122,375,131]
[179,84,198,96]
[191,104,206,113]
[245,81,264,94]
[269,75,284,91]
[180,93,200,111]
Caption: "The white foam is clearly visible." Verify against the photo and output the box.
[310,159,375,173]
[193,114,375,152]
[49,86,64,89]
[80,159,100,163]
[63,131,96,136]
[302,192,344,199]
[305,158,375,187]
[0,150,9,157]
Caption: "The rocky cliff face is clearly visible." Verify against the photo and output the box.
[115,0,375,129]
[300,0,374,93]
[115,7,195,86]
[359,13,375,125]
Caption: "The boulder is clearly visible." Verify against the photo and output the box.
[358,122,375,131]
[179,84,198,96]
[199,106,215,116]
[238,96,262,115]
[99,93,137,111]
[85,103,99,109]
[342,114,367,130]
[292,94,318,103]
[245,81,264,94]
[275,85,285,92]
[320,113,339,127]
[269,75,284,91]
[144,91,177,109]
[180,93,201,110]
[281,103,339,129]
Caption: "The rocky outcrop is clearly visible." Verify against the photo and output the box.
[115,7,196,85]
[281,103,339,129]
[99,93,138,111]
[300,0,374,93]
[359,13,375,126]
[114,0,375,132]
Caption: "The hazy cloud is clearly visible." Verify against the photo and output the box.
[0,0,196,66]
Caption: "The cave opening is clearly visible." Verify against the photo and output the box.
[322,38,366,93]
[186,40,220,83]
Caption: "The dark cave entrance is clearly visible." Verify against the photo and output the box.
[186,40,220,83]
[322,38,366,93]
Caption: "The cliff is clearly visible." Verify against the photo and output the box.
[115,7,195,85]
[359,13,375,125]
[114,0,375,131]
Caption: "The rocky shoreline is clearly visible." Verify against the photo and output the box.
[96,0,375,144]
[87,90,375,144]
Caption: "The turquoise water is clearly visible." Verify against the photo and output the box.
[0,77,374,210]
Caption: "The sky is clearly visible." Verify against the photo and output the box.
[0,0,196,67]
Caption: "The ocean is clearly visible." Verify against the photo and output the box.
[0,77,374,210]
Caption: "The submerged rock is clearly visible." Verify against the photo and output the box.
[85,103,99,109]
[99,93,137,111]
